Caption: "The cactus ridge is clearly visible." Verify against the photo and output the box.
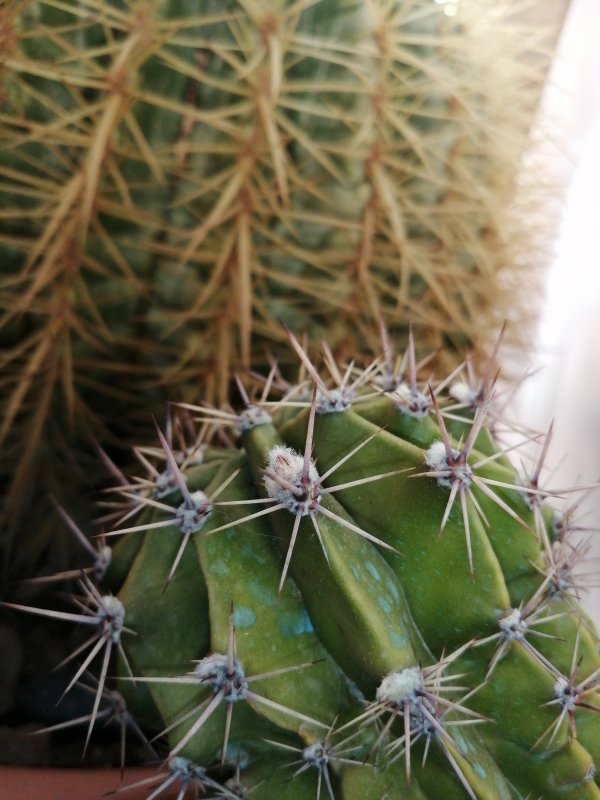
[3,330,600,799]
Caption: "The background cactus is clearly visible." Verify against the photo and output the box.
[5,330,599,798]
[0,0,555,580]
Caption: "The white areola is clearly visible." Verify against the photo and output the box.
[98,596,125,643]
[392,383,431,418]
[425,441,473,489]
[553,677,578,710]
[235,405,273,435]
[175,490,212,536]
[264,445,321,514]
[499,608,528,641]
[450,381,479,406]
[193,653,249,701]
[316,387,353,414]
[302,741,329,767]
[376,666,423,706]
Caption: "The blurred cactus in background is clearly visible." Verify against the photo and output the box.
[0,0,553,579]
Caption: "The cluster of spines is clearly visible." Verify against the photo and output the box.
[2,330,599,798]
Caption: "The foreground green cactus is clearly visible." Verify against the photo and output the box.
[5,331,599,798]
[0,0,553,576]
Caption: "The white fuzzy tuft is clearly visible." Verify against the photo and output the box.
[425,441,449,471]
[99,596,125,642]
[235,405,272,434]
[169,756,194,774]
[392,383,430,419]
[153,468,181,498]
[264,446,320,513]
[194,653,229,683]
[499,608,527,640]
[450,381,478,405]
[425,441,472,489]
[302,741,328,766]
[193,652,248,699]
[175,490,212,535]
[316,388,353,414]
[100,595,124,623]
[554,677,578,710]
[376,666,423,705]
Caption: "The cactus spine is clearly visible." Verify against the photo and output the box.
[5,330,599,799]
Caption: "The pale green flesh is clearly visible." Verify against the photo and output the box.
[280,408,510,652]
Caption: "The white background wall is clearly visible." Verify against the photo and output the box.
[510,0,600,622]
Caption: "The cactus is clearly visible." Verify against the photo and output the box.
[4,329,599,799]
[0,0,551,574]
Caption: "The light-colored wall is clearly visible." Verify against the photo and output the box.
[509,0,600,624]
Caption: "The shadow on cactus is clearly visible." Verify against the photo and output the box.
[4,329,599,799]
[0,0,554,576]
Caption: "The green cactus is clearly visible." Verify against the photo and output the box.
[0,0,552,576]
[4,330,599,798]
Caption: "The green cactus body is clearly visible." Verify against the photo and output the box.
[74,337,599,800]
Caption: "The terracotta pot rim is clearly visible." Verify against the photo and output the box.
[0,765,158,800]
